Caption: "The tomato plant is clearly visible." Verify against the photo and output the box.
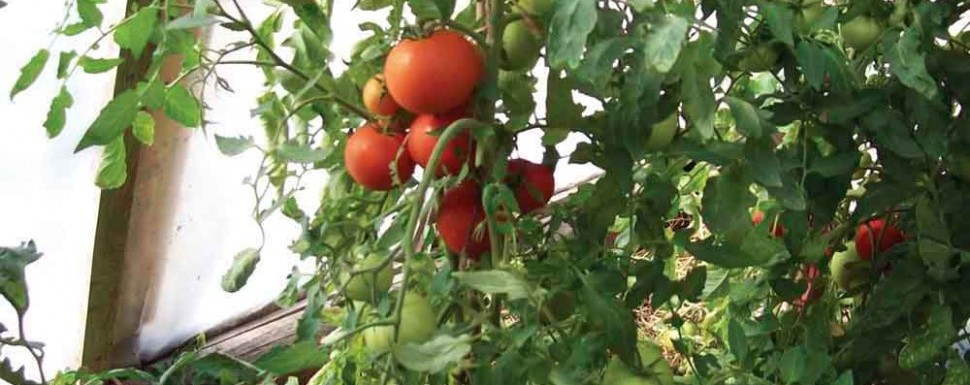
[9,0,970,384]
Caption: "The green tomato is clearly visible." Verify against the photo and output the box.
[342,253,393,302]
[516,0,553,17]
[795,5,826,34]
[501,20,544,71]
[363,293,436,354]
[738,45,780,73]
[829,242,870,292]
[645,113,678,151]
[842,16,883,50]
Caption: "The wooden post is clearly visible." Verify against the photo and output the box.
[81,0,202,370]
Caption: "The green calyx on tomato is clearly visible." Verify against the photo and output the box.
[842,16,883,50]
[738,44,780,73]
[342,253,393,302]
[363,293,436,354]
[645,113,678,151]
[829,242,870,292]
[501,20,544,71]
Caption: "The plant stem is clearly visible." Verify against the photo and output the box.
[214,0,373,121]
[381,118,489,385]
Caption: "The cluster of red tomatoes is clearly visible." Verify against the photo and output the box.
[752,211,906,307]
[343,29,555,260]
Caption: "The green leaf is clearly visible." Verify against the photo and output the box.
[726,97,768,139]
[78,56,124,74]
[408,0,450,19]
[77,0,103,27]
[683,237,776,268]
[61,22,92,36]
[452,270,535,301]
[899,304,955,370]
[886,27,938,100]
[163,84,201,127]
[253,341,328,375]
[114,6,158,58]
[221,248,260,293]
[916,196,954,281]
[574,37,629,94]
[682,66,715,139]
[0,357,41,385]
[274,141,329,163]
[215,135,255,156]
[132,111,155,146]
[140,80,166,110]
[44,86,74,138]
[358,0,394,10]
[547,0,597,69]
[95,137,128,189]
[795,41,826,90]
[728,318,748,365]
[642,14,689,74]
[545,72,584,128]
[498,70,537,132]
[579,277,638,365]
[943,359,970,385]
[393,334,473,373]
[0,241,42,313]
[56,51,76,79]
[745,139,782,188]
[701,165,755,242]
[76,89,141,152]
[833,371,854,385]
[10,49,49,99]
[780,346,808,384]
[762,2,794,47]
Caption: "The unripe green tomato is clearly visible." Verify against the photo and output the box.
[501,20,543,71]
[795,5,827,34]
[342,254,393,302]
[645,113,678,151]
[516,0,553,17]
[738,45,780,72]
[829,242,870,292]
[363,293,436,354]
[842,16,883,50]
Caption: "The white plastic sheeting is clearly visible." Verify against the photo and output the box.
[0,0,125,378]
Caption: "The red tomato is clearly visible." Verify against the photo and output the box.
[362,75,399,116]
[507,159,555,214]
[854,218,905,261]
[436,181,490,260]
[384,30,484,114]
[344,123,415,191]
[752,211,785,237]
[406,111,474,176]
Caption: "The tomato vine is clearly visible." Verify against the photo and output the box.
[6,0,970,384]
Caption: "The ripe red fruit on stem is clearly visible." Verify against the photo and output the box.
[507,159,555,214]
[344,123,414,191]
[407,111,474,176]
[854,218,905,261]
[384,30,484,114]
[436,181,490,260]
[752,210,785,237]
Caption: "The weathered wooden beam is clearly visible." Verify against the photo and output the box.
[81,0,202,370]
